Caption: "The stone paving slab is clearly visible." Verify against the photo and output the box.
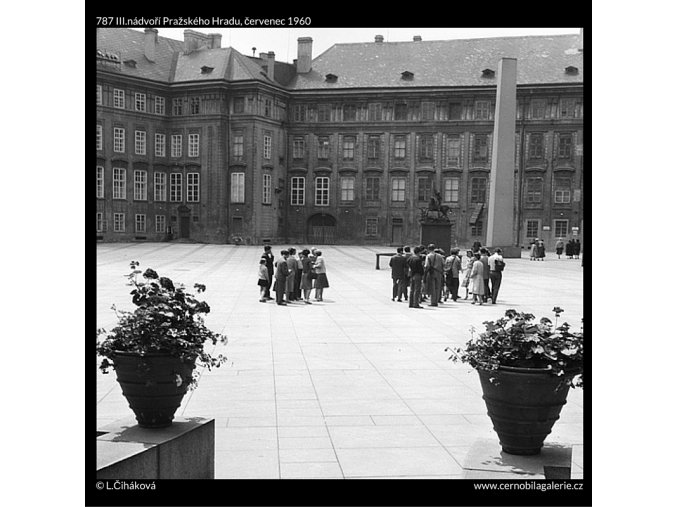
[96,243,585,480]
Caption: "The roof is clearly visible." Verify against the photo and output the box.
[96,28,276,85]
[289,34,584,90]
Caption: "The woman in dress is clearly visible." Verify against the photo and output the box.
[469,252,485,305]
[299,249,314,304]
[257,258,269,303]
[461,250,474,300]
[529,239,537,261]
[312,250,329,301]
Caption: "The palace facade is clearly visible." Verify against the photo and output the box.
[96,28,584,249]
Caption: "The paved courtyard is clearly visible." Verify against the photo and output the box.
[96,243,585,479]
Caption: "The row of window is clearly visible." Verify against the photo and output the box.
[291,97,580,122]
[97,125,199,157]
[96,212,171,233]
[96,167,200,202]
[97,85,580,122]
[525,177,575,204]
[526,219,571,238]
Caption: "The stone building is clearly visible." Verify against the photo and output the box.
[96,28,584,249]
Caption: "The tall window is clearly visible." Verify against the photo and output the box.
[172,98,183,116]
[234,97,245,113]
[96,124,103,151]
[188,134,199,157]
[526,220,540,238]
[154,172,167,202]
[342,136,355,160]
[96,212,104,232]
[394,136,406,160]
[560,98,576,118]
[317,136,329,159]
[367,135,380,160]
[113,168,126,199]
[448,102,462,120]
[471,221,483,236]
[442,177,459,203]
[554,220,569,237]
[417,177,432,202]
[135,130,146,155]
[135,93,146,112]
[531,99,546,119]
[190,97,200,115]
[170,173,182,202]
[291,176,305,205]
[558,134,573,158]
[471,177,487,203]
[96,85,102,105]
[96,166,104,198]
[113,89,124,109]
[264,99,272,117]
[473,134,489,163]
[366,176,380,201]
[171,135,182,158]
[155,215,167,233]
[421,102,435,121]
[135,214,146,233]
[134,170,147,200]
[318,104,331,122]
[262,173,272,204]
[529,133,544,159]
[293,137,306,159]
[391,177,406,202]
[343,104,356,121]
[187,173,199,202]
[154,96,165,115]
[233,134,243,160]
[315,177,329,206]
[155,133,166,157]
[113,127,125,153]
[419,134,434,161]
[525,177,543,203]
[365,217,378,236]
[447,135,460,166]
[113,213,125,232]
[340,176,355,201]
[368,103,382,121]
[395,102,407,120]
[263,134,272,160]
[554,177,571,204]
[294,104,306,122]
[475,100,490,120]
[231,172,244,203]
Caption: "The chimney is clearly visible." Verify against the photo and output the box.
[184,29,208,54]
[208,33,222,49]
[297,37,313,73]
[375,35,384,43]
[413,35,422,42]
[144,28,158,62]
[267,51,275,81]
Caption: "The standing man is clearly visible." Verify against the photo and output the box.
[488,248,505,304]
[261,245,274,300]
[286,247,298,302]
[402,245,412,302]
[406,246,424,308]
[444,248,462,302]
[424,244,445,307]
[479,248,490,303]
[389,247,407,302]
[274,250,290,305]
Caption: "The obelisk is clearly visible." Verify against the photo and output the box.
[486,57,518,256]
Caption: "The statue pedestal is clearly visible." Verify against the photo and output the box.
[420,223,452,252]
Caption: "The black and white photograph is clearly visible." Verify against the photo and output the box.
[87,14,592,507]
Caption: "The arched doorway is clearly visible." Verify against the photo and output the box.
[308,213,337,245]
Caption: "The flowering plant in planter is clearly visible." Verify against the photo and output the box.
[447,307,584,388]
[97,261,228,390]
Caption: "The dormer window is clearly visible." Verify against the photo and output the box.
[201,65,214,74]
[325,73,338,83]
[565,65,579,75]
[401,71,414,81]
[481,69,495,78]
[123,59,137,68]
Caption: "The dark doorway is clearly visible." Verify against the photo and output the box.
[391,218,403,245]
[308,213,336,244]
[179,216,190,238]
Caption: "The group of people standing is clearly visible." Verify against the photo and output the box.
[390,243,505,308]
[555,238,582,259]
[258,245,329,305]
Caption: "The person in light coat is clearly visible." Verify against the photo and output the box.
[469,252,485,305]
